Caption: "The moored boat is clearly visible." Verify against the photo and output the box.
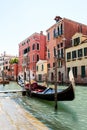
[0,78,9,84]
[25,82,75,101]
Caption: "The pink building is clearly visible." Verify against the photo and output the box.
[18,31,46,80]
[46,16,87,83]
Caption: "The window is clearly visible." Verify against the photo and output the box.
[28,47,30,52]
[23,47,30,54]
[57,44,60,49]
[72,50,76,59]
[23,48,28,54]
[58,61,62,68]
[27,39,30,43]
[53,47,56,57]
[38,74,42,81]
[61,42,63,47]
[53,28,56,38]
[41,64,44,71]
[84,47,87,56]
[36,55,39,62]
[47,63,50,68]
[58,27,59,35]
[6,66,8,70]
[60,24,63,35]
[67,52,71,60]
[53,62,55,67]
[78,49,83,58]
[32,44,35,50]
[47,49,50,58]
[72,67,77,78]
[47,32,50,40]
[36,66,38,71]
[81,66,85,78]
[37,43,39,50]
[74,37,80,46]
[61,48,64,58]
[58,50,60,58]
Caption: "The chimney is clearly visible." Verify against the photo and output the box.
[54,16,62,22]
[40,31,43,35]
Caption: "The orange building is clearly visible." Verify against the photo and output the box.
[46,16,87,83]
[18,31,46,80]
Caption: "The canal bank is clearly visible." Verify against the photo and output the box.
[1,82,87,130]
[0,82,49,130]
[0,94,49,130]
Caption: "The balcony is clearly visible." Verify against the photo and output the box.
[58,54,64,60]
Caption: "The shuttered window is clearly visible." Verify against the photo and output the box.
[81,66,85,78]
[84,47,87,56]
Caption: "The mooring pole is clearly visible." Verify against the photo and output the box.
[54,57,58,110]
[27,42,31,97]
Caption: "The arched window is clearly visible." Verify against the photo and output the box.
[58,26,59,35]
[61,24,63,35]
[32,44,35,50]
[53,28,56,37]
[41,64,44,71]
[37,43,39,50]
[51,72,54,81]
[54,47,56,57]
[47,32,50,40]
[48,49,50,58]
[36,55,39,61]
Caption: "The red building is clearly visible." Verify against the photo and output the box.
[46,16,87,83]
[18,31,46,79]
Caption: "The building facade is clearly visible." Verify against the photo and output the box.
[36,60,47,82]
[0,53,18,80]
[46,16,87,83]
[66,33,87,84]
[18,32,46,80]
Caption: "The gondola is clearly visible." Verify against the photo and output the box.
[24,69,75,101]
[24,82,75,101]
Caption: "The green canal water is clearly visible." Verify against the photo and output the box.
[0,82,87,130]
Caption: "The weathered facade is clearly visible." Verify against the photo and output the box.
[36,60,47,82]
[0,53,18,80]
[66,33,87,84]
[18,32,46,80]
[46,16,87,83]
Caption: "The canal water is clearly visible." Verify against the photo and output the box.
[0,82,87,130]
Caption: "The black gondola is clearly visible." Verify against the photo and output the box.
[25,82,75,101]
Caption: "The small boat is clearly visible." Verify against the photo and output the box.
[0,78,9,84]
[24,69,75,101]
[25,82,75,101]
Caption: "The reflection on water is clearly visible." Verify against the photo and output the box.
[0,82,87,130]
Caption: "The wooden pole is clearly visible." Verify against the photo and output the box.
[27,44,31,97]
[54,57,58,110]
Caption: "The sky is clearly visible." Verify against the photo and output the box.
[0,0,87,56]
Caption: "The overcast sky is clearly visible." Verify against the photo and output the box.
[0,0,87,56]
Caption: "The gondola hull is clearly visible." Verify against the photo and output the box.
[25,83,75,101]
